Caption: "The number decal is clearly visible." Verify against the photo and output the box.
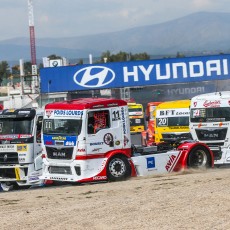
[112,110,120,121]
[157,118,168,126]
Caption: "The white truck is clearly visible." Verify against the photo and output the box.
[0,108,44,191]
[41,98,213,183]
[190,91,230,166]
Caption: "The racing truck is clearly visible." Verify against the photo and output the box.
[41,98,213,184]
[190,91,230,166]
[154,100,192,143]
[141,102,162,146]
[128,102,145,134]
[0,108,44,191]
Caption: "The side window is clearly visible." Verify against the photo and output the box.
[87,110,110,134]
[36,116,43,143]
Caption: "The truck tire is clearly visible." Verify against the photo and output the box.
[187,146,212,169]
[107,155,131,182]
[0,182,17,192]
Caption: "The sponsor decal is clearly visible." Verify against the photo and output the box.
[93,176,107,180]
[121,107,127,134]
[165,155,177,172]
[53,110,83,117]
[0,144,15,151]
[77,148,86,152]
[147,157,155,169]
[203,100,221,108]
[46,110,53,118]
[52,136,66,141]
[65,141,74,146]
[158,109,190,117]
[115,140,120,145]
[29,176,39,181]
[17,144,27,152]
[103,133,113,145]
[90,142,104,146]
[73,66,115,88]
[0,134,19,139]
[18,110,30,114]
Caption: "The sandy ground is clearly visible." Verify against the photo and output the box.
[0,168,230,230]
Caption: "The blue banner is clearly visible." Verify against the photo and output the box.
[40,54,230,93]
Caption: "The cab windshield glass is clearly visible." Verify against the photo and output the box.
[0,117,34,135]
[190,107,230,122]
[43,119,82,135]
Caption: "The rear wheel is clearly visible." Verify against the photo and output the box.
[107,155,131,182]
[187,146,211,169]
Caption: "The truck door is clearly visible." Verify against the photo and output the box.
[86,109,117,154]
[34,116,43,170]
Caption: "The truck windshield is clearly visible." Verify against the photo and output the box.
[43,119,82,135]
[190,107,230,122]
[0,117,33,135]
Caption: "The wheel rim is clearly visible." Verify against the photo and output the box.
[108,158,126,178]
[190,149,207,167]
[1,182,14,191]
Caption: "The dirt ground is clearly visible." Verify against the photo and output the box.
[0,168,230,230]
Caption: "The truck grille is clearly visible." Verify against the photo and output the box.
[46,147,73,160]
[195,128,227,141]
[48,166,72,175]
[0,168,16,179]
[0,152,19,164]
[162,132,192,140]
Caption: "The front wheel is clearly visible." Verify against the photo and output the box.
[0,182,17,192]
[107,155,131,182]
[187,146,212,169]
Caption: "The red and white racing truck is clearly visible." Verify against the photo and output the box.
[190,91,230,166]
[41,98,213,183]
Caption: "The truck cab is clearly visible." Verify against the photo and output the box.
[41,98,134,183]
[127,103,145,134]
[154,100,192,143]
[190,91,230,165]
[0,108,44,191]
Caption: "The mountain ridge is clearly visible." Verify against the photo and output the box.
[1,11,230,62]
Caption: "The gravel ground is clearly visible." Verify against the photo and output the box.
[1,168,230,230]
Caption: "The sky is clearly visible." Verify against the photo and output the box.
[0,0,230,41]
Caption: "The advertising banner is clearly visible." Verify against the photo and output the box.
[40,54,230,93]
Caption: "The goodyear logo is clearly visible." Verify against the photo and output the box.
[52,136,66,141]
[17,144,27,152]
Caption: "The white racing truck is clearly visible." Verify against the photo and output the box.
[190,91,230,166]
[40,98,213,184]
[0,108,44,191]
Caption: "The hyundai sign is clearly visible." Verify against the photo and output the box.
[40,54,230,93]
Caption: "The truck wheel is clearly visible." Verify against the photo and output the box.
[0,182,17,192]
[187,146,211,169]
[107,155,131,182]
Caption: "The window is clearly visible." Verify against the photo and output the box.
[87,110,110,134]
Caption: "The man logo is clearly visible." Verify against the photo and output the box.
[73,66,115,88]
